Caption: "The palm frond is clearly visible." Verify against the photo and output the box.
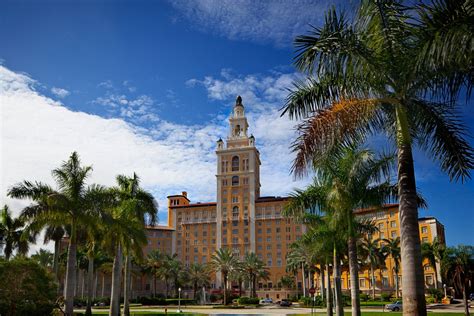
[409,99,474,182]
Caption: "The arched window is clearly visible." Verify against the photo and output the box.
[232,206,239,216]
[232,176,239,186]
[232,156,239,171]
[234,124,241,136]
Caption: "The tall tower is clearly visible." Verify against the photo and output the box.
[216,96,261,265]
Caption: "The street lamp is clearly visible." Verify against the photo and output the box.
[443,284,447,298]
[178,287,182,313]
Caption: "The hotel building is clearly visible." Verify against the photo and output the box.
[66,96,445,300]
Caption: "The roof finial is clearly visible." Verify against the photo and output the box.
[236,95,242,105]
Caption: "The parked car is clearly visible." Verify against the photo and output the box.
[385,301,403,311]
[280,299,292,307]
[469,293,474,301]
[259,298,273,304]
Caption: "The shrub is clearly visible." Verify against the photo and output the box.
[381,292,393,301]
[360,293,370,302]
[300,296,324,307]
[426,297,436,304]
[426,288,443,302]
[237,297,259,305]
[0,257,57,316]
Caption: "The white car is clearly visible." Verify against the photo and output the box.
[259,298,273,304]
[385,301,403,311]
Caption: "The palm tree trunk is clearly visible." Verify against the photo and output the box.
[394,268,399,298]
[53,239,60,285]
[101,273,105,298]
[153,274,157,298]
[301,263,307,297]
[223,273,228,305]
[433,264,439,289]
[85,254,94,316]
[397,140,427,316]
[82,270,86,299]
[252,275,257,298]
[463,281,470,316]
[320,266,325,301]
[94,272,98,299]
[123,254,132,316]
[370,264,375,300]
[333,249,344,316]
[325,263,333,316]
[110,243,123,316]
[348,236,361,316]
[64,232,77,316]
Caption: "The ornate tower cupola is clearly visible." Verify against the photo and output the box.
[229,96,249,141]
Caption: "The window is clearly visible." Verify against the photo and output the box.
[232,176,239,186]
[426,275,434,286]
[243,177,249,185]
[359,279,366,288]
[232,206,239,217]
[380,232,385,239]
[382,277,389,287]
[391,231,397,238]
[421,226,428,234]
[232,156,239,171]
[232,196,239,203]
[422,237,429,243]
[391,221,397,228]
[232,229,238,234]
[222,179,228,186]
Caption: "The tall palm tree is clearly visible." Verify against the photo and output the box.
[360,236,383,300]
[31,248,54,268]
[0,205,34,260]
[112,173,157,316]
[7,152,107,315]
[103,202,147,316]
[383,237,401,298]
[241,252,268,298]
[187,263,210,299]
[285,144,396,316]
[443,245,473,316]
[210,248,238,305]
[282,1,473,315]
[421,237,444,289]
[146,250,164,297]
[43,224,66,283]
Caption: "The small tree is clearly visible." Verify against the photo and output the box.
[0,257,57,316]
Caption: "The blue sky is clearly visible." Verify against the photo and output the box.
[1,0,473,246]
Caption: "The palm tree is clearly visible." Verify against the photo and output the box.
[187,263,210,300]
[281,1,473,314]
[146,250,164,297]
[241,252,268,298]
[43,224,66,282]
[382,238,401,298]
[0,205,34,260]
[103,202,147,316]
[7,152,107,315]
[421,238,444,289]
[31,248,54,268]
[284,144,396,316]
[444,245,473,316]
[360,236,383,300]
[112,173,157,316]
[210,248,238,305]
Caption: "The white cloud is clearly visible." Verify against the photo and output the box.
[51,87,70,98]
[1,66,309,255]
[93,93,160,122]
[98,80,113,89]
[168,0,334,46]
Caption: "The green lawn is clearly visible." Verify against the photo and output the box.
[74,312,204,316]
[293,314,466,316]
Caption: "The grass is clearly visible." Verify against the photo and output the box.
[74,312,204,316]
[292,314,467,316]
